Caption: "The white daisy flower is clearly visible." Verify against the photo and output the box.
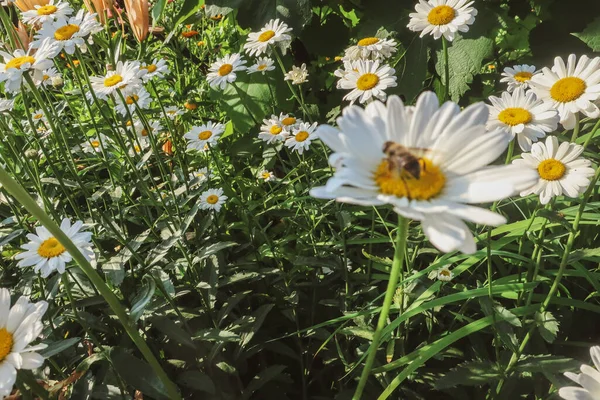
[487,88,559,151]
[127,137,149,157]
[30,109,48,125]
[164,105,183,120]
[247,57,275,75]
[22,0,73,25]
[0,38,60,93]
[133,119,162,138]
[0,99,14,113]
[310,92,538,254]
[407,0,478,41]
[15,218,94,278]
[199,188,227,212]
[188,167,210,186]
[81,134,111,153]
[115,87,151,117]
[243,19,293,57]
[339,60,397,104]
[206,53,247,90]
[89,60,145,100]
[530,54,600,130]
[39,67,62,88]
[32,10,102,55]
[500,64,537,93]
[559,346,600,400]
[279,113,302,132]
[184,122,224,151]
[285,121,318,154]
[258,115,288,144]
[436,266,453,281]
[259,170,276,182]
[343,37,397,61]
[140,58,170,82]
[334,60,356,88]
[0,289,48,398]
[284,63,309,85]
[512,136,595,205]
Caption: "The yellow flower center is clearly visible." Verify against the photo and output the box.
[427,5,456,25]
[550,77,586,103]
[0,328,13,362]
[537,159,566,181]
[37,4,57,15]
[498,107,532,126]
[218,64,233,76]
[42,74,50,81]
[91,140,100,147]
[54,24,80,41]
[33,113,43,119]
[142,64,157,73]
[258,30,276,42]
[141,129,148,136]
[514,71,533,83]
[261,172,271,179]
[5,55,35,70]
[295,131,309,142]
[125,95,139,105]
[37,237,66,258]
[198,130,212,140]
[374,158,445,200]
[356,73,380,91]
[257,64,267,71]
[206,194,219,204]
[358,37,380,46]
[439,269,451,278]
[270,125,282,135]
[281,117,296,126]
[104,74,123,87]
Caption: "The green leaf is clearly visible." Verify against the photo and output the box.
[568,247,600,263]
[434,360,503,389]
[573,16,600,51]
[515,355,579,374]
[151,0,167,25]
[236,0,312,32]
[110,347,171,400]
[193,328,240,342]
[103,229,150,286]
[176,371,216,394]
[240,304,274,348]
[535,311,560,343]
[39,337,80,358]
[172,0,205,31]
[241,365,287,400]
[129,274,156,322]
[340,326,375,341]
[435,36,494,101]
[150,316,196,349]
[396,39,429,102]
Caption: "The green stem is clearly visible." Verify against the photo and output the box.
[571,114,581,142]
[441,36,450,102]
[353,216,409,399]
[0,167,182,400]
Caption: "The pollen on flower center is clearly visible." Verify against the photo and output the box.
[550,77,586,103]
[206,194,219,204]
[91,140,100,147]
[37,237,66,258]
[54,24,80,41]
[104,74,123,87]
[537,159,566,181]
[295,131,309,142]
[261,172,271,179]
[281,117,296,126]
[270,125,283,135]
[0,328,13,362]
[125,95,139,105]
[198,130,212,140]
[258,64,267,71]
[374,158,445,200]
[141,129,148,136]
[427,5,456,25]
[356,73,380,91]
[5,56,35,70]
[33,114,43,119]
[358,37,380,46]
[498,107,532,126]
[439,270,451,277]
[514,71,533,83]
[218,64,233,76]
[258,30,276,42]
[143,64,157,73]
[37,4,57,15]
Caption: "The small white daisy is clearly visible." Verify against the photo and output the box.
[0,38,60,93]
[247,57,275,75]
[284,63,309,85]
[343,37,397,61]
[188,167,210,187]
[278,113,302,132]
[32,10,102,55]
[184,122,225,151]
[133,119,162,138]
[30,109,48,125]
[512,136,594,205]
[500,64,537,93]
[0,289,48,398]
[89,60,145,100]
[436,266,453,281]
[339,59,397,104]
[243,19,293,57]
[258,115,288,144]
[334,60,356,88]
[164,105,183,120]
[487,88,559,151]
[408,0,478,41]
[530,54,600,129]
[140,58,170,82]
[127,137,149,157]
[39,67,62,88]
[285,121,318,154]
[22,0,73,25]
[81,134,110,153]
[199,188,227,212]
[559,346,600,400]
[115,87,151,117]
[206,53,247,90]
[15,218,94,277]
[259,170,276,182]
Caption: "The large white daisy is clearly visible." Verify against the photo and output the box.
[0,289,48,398]
[530,54,600,130]
[184,121,224,151]
[342,37,397,61]
[407,0,477,41]
[243,19,293,57]
[487,88,559,151]
[206,53,246,90]
[15,218,94,278]
[247,57,275,75]
[89,60,145,99]
[31,10,102,55]
[512,136,594,205]
[559,346,600,400]
[310,92,538,254]
[338,60,397,104]
[0,38,60,93]
[22,0,73,25]
[500,64,537,93]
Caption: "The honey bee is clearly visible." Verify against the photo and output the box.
[382,141,426,180]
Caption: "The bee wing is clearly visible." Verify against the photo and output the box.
[404,147,436,159]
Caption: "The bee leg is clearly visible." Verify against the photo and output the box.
[401,177,412,199]
[419,158,427,173]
